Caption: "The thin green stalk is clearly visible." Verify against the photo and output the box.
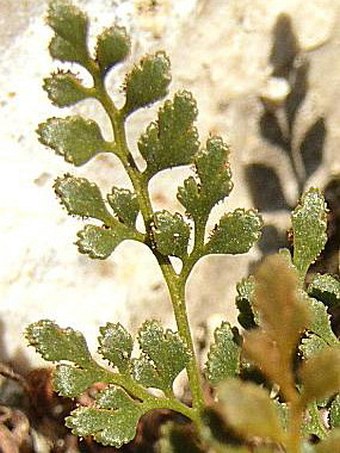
[163,271,205,414]
[143,395,199,424]
[98,363,198,423]
[181,216,207,281]
[91,65,205,417]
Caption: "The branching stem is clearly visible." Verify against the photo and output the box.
[91,63,205,420]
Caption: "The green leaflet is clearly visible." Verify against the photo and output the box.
[308,297,338,346]
[47,0,90,67]
[153,210,190,259]
[206,209,262,255]
[107,187,139,227]
[37,116,112,166]
[123,52,171,115]
[178,136,233,222]
[96,26,131,75]
[66,386,143,447]
[132,355,165,391]
[26,321,109,399]
[77,224,136,259]
[217,379,284,443]
[274,400,289,431]
[308,273,340,308]
[300,347,340,405]
[54,364,108,398]
[26,318,193,448]
[138,91,199,179]
[48,0,88,48]
[43,71,90,107]
[26,320,92,367]
[49,35,87,66]
[330,395,340,428]
[301,403,328,440]
[132,320,191,393]
[98,323,133,373]
[55,177,143,259]
[205,322,241,385]
[291,188,328,278]
[300,333,329,360]
[54,175,113,224]
[96,384,136,409]
[235,276,257,329]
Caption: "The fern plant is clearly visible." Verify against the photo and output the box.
[26,1,340,451]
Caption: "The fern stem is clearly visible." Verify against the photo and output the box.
[99,364,199,423]
[113,114,205,415]
[162,271,205,414]
[92,71,205,419]
[143,395,200,424]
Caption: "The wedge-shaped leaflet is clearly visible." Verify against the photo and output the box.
[26,321,108,398]
[253,254,310,354]
[206,209,262,255]
[138,91,199,179]
[48,0,89,66]
[291,188,327,278]
[308,297,338,346]
[132,355,164,391]
[54,175,113,224]
[98,323,133,373]
[48,0,88,49]
[124,52,171,115]
[107,187,139,227]
[132,320,190,393]
[235,276,257,329]
[49,36,88,66]
[54,364,108,398]
[96,26,130,75]
[300,347,340,405]
[217,379,284,443]
[153,210,190,258]
[178,137,233,221]
[26,320,92,367]
[308,273,340,308]
[38,116,112,166]
[77,223,136,259]
[44,72,90,107]
[66,386,143,447]
[205,322,240,385]
[300,333,328,360]
[330,394,340,428]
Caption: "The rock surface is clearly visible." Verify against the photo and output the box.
[0,0,339,370]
